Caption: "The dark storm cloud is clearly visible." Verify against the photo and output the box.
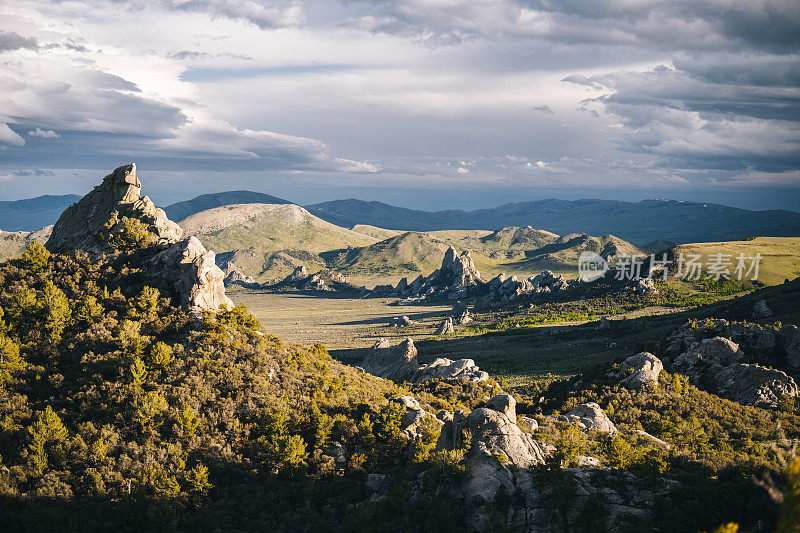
[565,61,800,172]
[347,0,800,52]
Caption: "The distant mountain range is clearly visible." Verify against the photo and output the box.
[0,195,81,232]
[305,198,800,244]
[2,191,799,245]
[163,191,291,222]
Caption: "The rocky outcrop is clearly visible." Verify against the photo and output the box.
[394,396,441,441]
[45,164,231,314]
[435,317,454,335]
[361,338,489,384]
[560,403,617,433]
[360,338,419,381]
[625,278,659,295]
[148,236,234,313]
[286,265,308,282]
[617,352,663,389]
[224,269,257,286]
[264,267,364,294]
[752,299,773,319]
[374,246,578,307]
[673,334,799,408]
[47,164,182,253]
[437,395,547,503]
[674,336,744,368]
[410,357,489,384]
[716,364,799,408]
[372,246,483,302]
[455,309,472,325]
[665,319,781,359]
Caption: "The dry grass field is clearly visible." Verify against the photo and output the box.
[229,289,454,349]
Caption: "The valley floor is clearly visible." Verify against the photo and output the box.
[230,290,453,349]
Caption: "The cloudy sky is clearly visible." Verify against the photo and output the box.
[1,0,799,210]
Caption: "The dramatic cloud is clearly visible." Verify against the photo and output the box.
[345,0,800,52]
[161,0,305,29]
[0,0,798,209]
[565,60,800,171]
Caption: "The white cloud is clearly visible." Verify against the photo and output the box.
[28,128,60,138]
[0,123,25,147]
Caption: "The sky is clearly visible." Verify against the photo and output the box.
[0,0,799,211]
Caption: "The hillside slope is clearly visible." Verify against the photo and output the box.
[671,236,800,286]
[0,226,52,261]
[322,231,455,276]
[179,203,377,253]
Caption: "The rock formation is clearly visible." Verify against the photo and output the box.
[752,299,773,319]
[394,396,442,441]
[617,352,663,389]
[372,244,579,307]
[372,246,483,302]
[560,402,617,433]
[47,164,182,253]
[715,363,799,408]
[148,236,234,313]
[360,337,489,384]
[410,357,488,383]
[360,338,419,381]
[434,317,454,335]
[672,334,799,408]
[436,395,548,505]
[42,164,233,314]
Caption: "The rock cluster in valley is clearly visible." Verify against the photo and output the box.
[371,245,579,305]
[359,337,488,384]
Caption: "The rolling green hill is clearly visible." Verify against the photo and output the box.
[322,231,455,276]
[479,226,559,250]
[179,203,377,254]
[350,224,402,240]
[671,236,800,286]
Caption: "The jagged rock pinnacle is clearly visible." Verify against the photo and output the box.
[45,164,232,314]
[46,163,183,253]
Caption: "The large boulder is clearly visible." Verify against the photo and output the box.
[46,163,182,253]
[461,395,548,502]
[411,357,488,383]
[618,352,663,389]
[148,236,234,313]
[360,338,419,381]
[675,336,744,371]
[752,299,773,319]
[561,403,617,433]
